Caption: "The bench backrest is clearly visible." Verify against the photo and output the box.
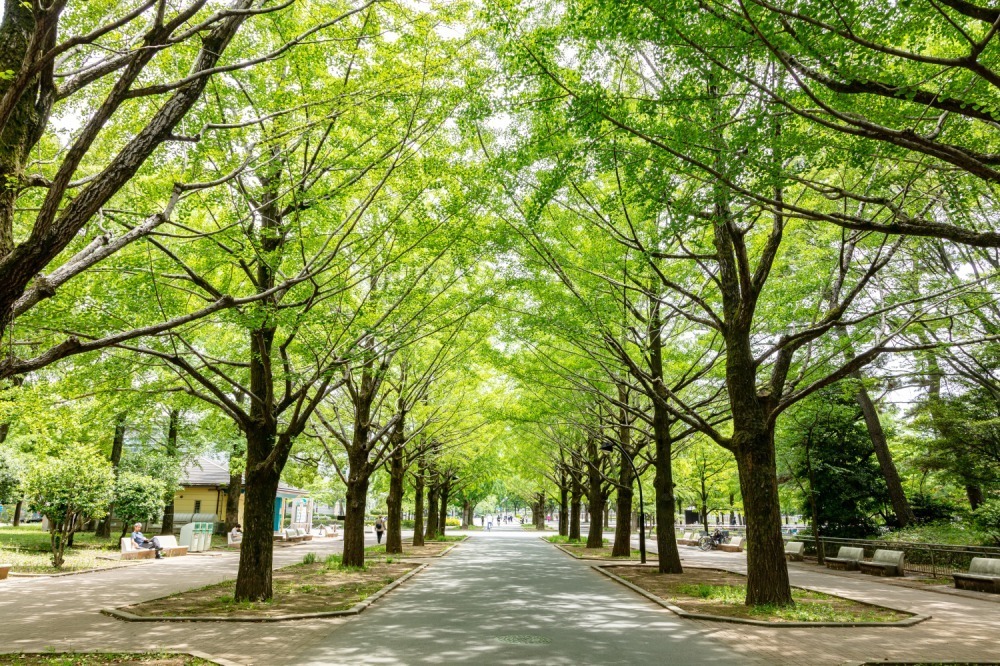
[969,557,1000,576]
[835,546,864,561]
[120,537,136,552]
[682,532,692,540]
[227,532,242,544]
[729,537,744,547]
[284,528,294,538]
[872,549,905,569]
[158,535,179,549]
[785,541,805,555]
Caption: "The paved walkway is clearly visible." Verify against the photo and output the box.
[279,528,746,666]
[644,538,1000,664]
[3,528,1000,665]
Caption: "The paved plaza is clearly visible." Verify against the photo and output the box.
[1,528,999,665]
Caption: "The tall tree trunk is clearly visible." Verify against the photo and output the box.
[424,476,439,541]
[535,491,546,531]
[804,434,824,565]
[461,499,471,529]
[966,485,985,511]
[342,465,371,568]
[853,376,914,527]
[437,481,450,537]
[412,462,425,547]
[385,446,405,554]
[160,409,180,535]
[612,461,634,557]
[234,426,282,601]
[734,426,793,606]
[569,479,582,541]
[96,415,126,538]
[558,481,569,537]
[586,440,605,548]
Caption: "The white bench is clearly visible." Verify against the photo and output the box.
[0,563,11,579]
[859,549,905,577]
[784,541,805,561]
[677,531,697,546]
[283,527,309,543]
[954,557,1000,593]
[156,535,188,557]
[718,536,744,552]
[825,546,864,571]
[227,532,242,548]
[120,538,156,560]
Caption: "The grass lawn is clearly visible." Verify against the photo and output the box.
[559,543,642,560]
[422,534,467,542]
[0,654,211,665]
[122,554,417,618]
[0,526,142,574]
[366,542,451,558]
[611,566,911,623]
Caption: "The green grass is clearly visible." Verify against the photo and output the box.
[426,534,466,542]
[880,521,991,546]
[0,653,211,665]
[544,535,583,544]
[672,583,901,622]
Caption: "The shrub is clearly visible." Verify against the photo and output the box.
[302,552,317,564]
[972,499,1000,546]
[445,517,460,527]
[401,519,415,528]
[23,446,115,567]
[910,493,959,524]
[114,471,167,532]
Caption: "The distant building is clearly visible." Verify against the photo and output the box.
[166,457,312,533]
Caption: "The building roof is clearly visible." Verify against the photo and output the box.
[180,456,309,497]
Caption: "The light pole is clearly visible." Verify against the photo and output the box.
[600,441,646,564]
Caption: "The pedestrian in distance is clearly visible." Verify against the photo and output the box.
[375,516,385,544]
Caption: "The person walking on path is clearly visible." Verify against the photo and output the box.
[375,516,385,544]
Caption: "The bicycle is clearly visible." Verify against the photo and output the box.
[697,529,730,551]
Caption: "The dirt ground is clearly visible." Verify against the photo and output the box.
[609,566,910,623]
[0,654,209,665]
[123,560,417,618]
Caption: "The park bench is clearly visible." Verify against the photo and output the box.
[785,541,805,562]
[283,527,309,543]
[156,535,188,557]
[825,546,864,571]
[0,563,11,580]
[227,532,242,548]
[859,549,906,577]
[677,531,697,546]
[119,538,156,560]
[953,557,1000,593]
[718,536,744,552]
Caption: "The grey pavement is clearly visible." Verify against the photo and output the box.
[281,527,748,666]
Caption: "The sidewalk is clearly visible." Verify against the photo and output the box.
[639,538,1000,664]
[0,536,373,665]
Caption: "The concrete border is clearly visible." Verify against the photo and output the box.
[0,650,240,666]
[101,562,428,623]
[543,537,640,562]
[593,564,930,628]
[9,561,150,578]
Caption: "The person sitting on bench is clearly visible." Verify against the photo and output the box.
[131,522,163,559]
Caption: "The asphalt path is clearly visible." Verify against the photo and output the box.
[283,527,746,666]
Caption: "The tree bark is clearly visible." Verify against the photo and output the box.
[97,415,126,538]
[342,465,371,568]
[424,476,439,541]
[437,480,450,537]
[611,462,634,557]
[412,462,425,547]
[569,479,582,541]
[160,409,179,536]
[235,427,283,601]
[586,440,605,548]
[966,485,985,511]
[558,481,569,537]
[854,376,914,526]
[385,446,405,554]
[11,499,22,527]
[535,491,546,531]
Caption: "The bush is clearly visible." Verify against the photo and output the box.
[972,499,1000,546]
[401,519,415,528]
[302,552,316,564]
[910,493,959,524]
[23,446,115,567]
[445,517,460,527]
[114,471,167,531]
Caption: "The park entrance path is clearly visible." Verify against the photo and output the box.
[279,530,747,666]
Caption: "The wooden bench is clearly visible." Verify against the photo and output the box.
[859,549,905,577]
[954,557,1000,593]
[825,546,864,571]
[0,563,11,580]
[718,536,744,552]
[785,541,805,562]
[156,535,188,557]
[120,538,156,560]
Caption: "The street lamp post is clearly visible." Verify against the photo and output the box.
[600,441,646,564]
